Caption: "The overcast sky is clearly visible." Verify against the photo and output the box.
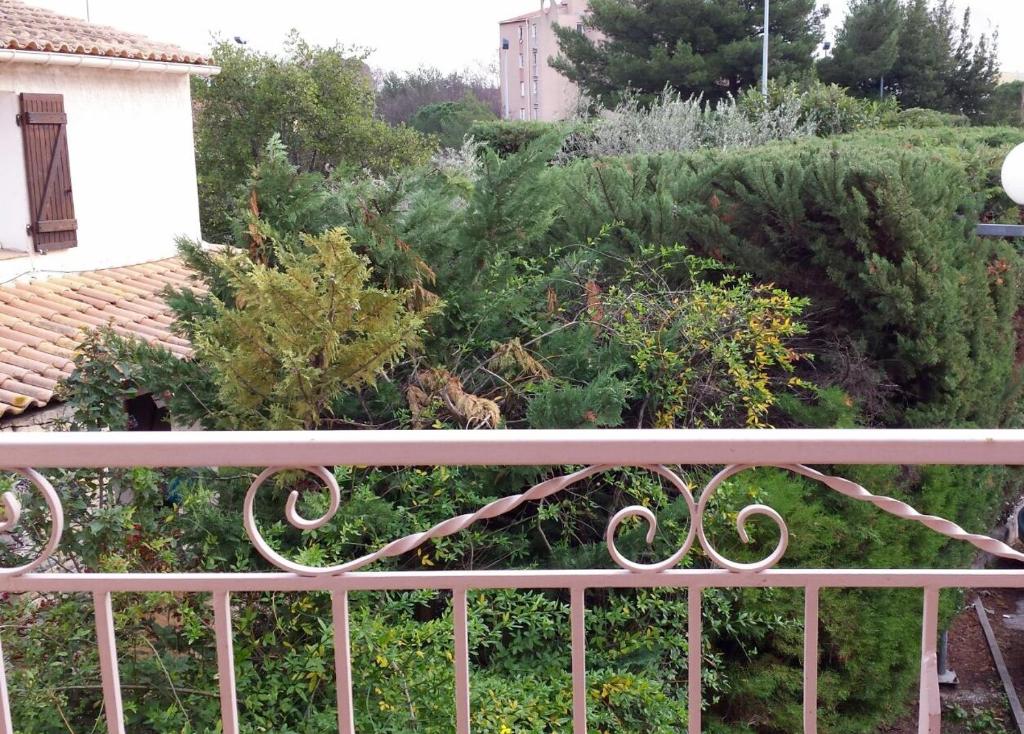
[24,0,1024,75]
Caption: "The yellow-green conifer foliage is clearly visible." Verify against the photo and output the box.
[194,228,432,429]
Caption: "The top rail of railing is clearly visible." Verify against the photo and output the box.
[6,429,1024,468]
[0,429,1021,734]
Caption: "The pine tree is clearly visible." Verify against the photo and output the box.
[823,0,1000,118]
[818,0,902,98]
[984,81,1024,127]
[551,0,826,105]
[890,0,951,109]
[946,6,1000,119]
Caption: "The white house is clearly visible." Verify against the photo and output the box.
[0,0,217,427]
[0,0,217,282]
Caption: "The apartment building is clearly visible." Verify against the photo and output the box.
[498,0,593,122]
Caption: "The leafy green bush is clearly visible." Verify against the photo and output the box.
[410,94,497,149]
[881,107,971,129]
[193,34,433,242]
[563,86,814,160]
[739,81,897,137]
[475,82,898,164]
[467,120,567,157]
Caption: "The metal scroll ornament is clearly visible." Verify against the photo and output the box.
[243,463,1024,577]
[0,468,64,577]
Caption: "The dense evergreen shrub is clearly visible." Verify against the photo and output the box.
[553,127,1024,426]
[467,120,568,157]
[881,107,971,129]
[409,94,497,149]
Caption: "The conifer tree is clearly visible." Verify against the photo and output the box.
[946,6,1000,119]
[890,0,952,109]
[822,0,1000,117]
[194,229,432,429]
[985,81,1024,127]
[551,0,826,105]
[818,0,902,99]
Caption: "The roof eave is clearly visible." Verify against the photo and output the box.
[500,12,540,24]
[0,48,220,76]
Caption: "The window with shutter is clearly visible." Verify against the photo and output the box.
[19,93,77,253]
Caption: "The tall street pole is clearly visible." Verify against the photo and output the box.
[762,0,770,97]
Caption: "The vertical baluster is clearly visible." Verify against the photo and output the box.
[0,631,12,734]
[803,585,820,734]
[213,591,240,734]
[332,590,355,734]
[918,588,941,734]
[93,591,125,734]
[453,588,471,734]
[688,587,702,734]
[570,587,587,734]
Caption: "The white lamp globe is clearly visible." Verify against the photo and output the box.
[1001,143,1024,205]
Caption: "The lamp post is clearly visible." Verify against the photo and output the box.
[1001,143,1024,207]
[939,140,1024,691]
[976,143,1024,238]
[762,0,770,98]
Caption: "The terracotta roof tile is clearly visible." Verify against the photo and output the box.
[1,378,49,403]
[0,388,34,411]
[0,351,67,380]
[0,256,205,419]
[0,324,75,350]
[0,363,57,390]
[49,310,109,330]
[0,0,210,65]
[75,274,152,297]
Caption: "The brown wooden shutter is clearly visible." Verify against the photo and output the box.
[19,93,77,252]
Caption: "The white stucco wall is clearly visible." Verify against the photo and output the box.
[0,64,201,282]
[0,91,33,254]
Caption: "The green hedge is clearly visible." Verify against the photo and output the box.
[467,120,568,156]
[882,107,971,129]
[553,127,1024,427]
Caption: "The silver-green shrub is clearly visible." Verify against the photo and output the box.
[563,86,814,159]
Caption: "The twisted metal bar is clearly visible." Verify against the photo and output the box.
[243,462,1024,577]
[772,464,1024,565]
[244,464,696,576]
[619,463,1024,572]
[0,468,63,577]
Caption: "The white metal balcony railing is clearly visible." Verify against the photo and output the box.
[0,429,1023,734]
